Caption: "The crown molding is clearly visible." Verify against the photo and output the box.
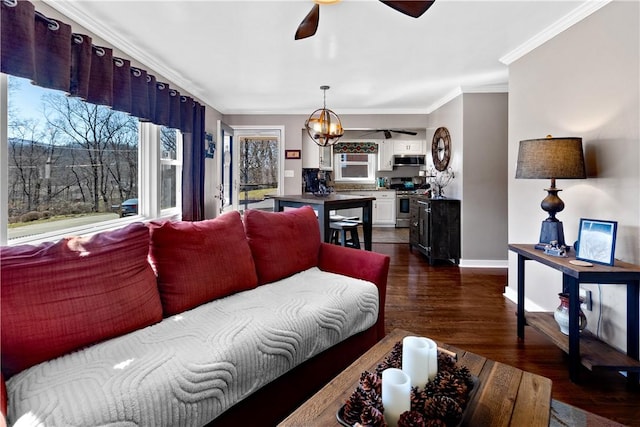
[426,87,463,114]
[424,83,508,114]
[42,0,209,106]
[500,0,612,65]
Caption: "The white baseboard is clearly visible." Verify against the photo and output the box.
[503,286,548,312]
[459,259,509,268]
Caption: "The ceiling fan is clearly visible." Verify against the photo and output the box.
[295,0,436,40]
[359,129,419,139]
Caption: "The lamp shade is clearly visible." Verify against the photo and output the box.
[515,137,586,180]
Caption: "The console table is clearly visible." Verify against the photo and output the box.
[272,194,375,251]
[509,244,640,384]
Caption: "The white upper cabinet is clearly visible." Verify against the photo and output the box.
[393,140,425,155]
[377,140,394,171]
[319,145,333,170]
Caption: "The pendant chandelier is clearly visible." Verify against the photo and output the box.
[305,85,344,147]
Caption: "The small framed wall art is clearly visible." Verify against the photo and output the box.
[285,150,301,159]
[576,218,618,266]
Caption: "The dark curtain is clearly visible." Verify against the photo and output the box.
[181,103,205,221]
[0,0,202,133]
[1,0,207,220]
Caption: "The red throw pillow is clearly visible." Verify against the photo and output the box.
[243,206,321,285]
[148,211,258,316]
[0,223,162,378]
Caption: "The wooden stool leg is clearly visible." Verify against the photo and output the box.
[350,229,361,249]
[340,230,348,247]
[330,230,339,245]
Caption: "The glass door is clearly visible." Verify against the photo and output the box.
[217,120,234,214]
[231,127,282,213]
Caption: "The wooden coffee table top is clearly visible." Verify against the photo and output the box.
[279,329,552,427]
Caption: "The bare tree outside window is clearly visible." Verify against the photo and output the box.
[238,137,278,212]
[6,76,138,237]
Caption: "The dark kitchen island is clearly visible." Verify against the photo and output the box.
[272,193,375,251]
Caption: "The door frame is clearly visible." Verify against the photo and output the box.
[229,125,285,212]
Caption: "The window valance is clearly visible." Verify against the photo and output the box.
[333,142,378,154]
[0,0,201,132]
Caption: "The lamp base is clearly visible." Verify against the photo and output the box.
[535,220,570,251]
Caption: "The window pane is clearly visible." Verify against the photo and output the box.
[341,165,369,178]
[344,153,368,162]
[160,126,177,160]
[161,164,177,209]
[7,76,139,240]
[160,126,180,211]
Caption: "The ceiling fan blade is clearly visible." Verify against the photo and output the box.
[391,129,418,135]
[379,1,435,18]
[295,4,320,40]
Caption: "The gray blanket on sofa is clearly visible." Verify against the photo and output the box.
[7,267,379,427]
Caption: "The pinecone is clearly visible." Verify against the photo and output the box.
[343,388,366,425]
[423,395,463,425]
[397,410,425,427]
[360,371,382,395]
[410,386,428,413]
[376,342,403,374]
[437,352,457,373]
[424,419,447,427]
[452,366,474,389]
[359,404,386,427]
[425,371,469,402]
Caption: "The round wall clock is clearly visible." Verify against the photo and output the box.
[431,127,451,171]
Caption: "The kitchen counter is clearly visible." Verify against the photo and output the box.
[272,194,375,250]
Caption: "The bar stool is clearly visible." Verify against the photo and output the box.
[329,221,361,249]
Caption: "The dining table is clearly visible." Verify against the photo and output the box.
[272,193,375,251]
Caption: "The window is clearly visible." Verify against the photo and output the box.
[160,126,182,212]
[2,75,180,245]
[334,153,376,182]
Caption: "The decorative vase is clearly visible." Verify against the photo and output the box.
[553,292,587,335]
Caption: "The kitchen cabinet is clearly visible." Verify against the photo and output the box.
[371,191,395,226]
[319,145,333,170]
[377,140,394,171]
[302,134,333,170]
[394,140,425,155]
[338,191,395,226]
[410,197,460,264]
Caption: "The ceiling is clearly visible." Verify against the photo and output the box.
[44,0,606,116]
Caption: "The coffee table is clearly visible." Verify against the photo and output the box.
[278,329,552,427]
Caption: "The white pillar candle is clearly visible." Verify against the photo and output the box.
[381,368,411,427]
[402,336,431,387]
[424,337,438,381]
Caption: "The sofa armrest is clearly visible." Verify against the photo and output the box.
[317,243,389,340]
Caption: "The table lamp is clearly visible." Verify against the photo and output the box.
[515,136,586,250]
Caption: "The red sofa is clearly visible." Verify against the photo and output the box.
[1,206,389,426]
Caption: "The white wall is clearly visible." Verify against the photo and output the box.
[507,1,640,351]
[223,114,428,196]
[427,96,464,200]
[428,93,509,265]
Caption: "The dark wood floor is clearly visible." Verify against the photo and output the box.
[372,242,640,426]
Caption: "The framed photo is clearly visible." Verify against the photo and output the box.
[576,218,618,266]
[285,150,301,159]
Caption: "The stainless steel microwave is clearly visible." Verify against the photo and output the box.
[393,155,425,167]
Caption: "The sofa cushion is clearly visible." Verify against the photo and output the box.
[148,211,258,316]
[5,267,379,426]
[0,223,162,378]
[244,206,321,285]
